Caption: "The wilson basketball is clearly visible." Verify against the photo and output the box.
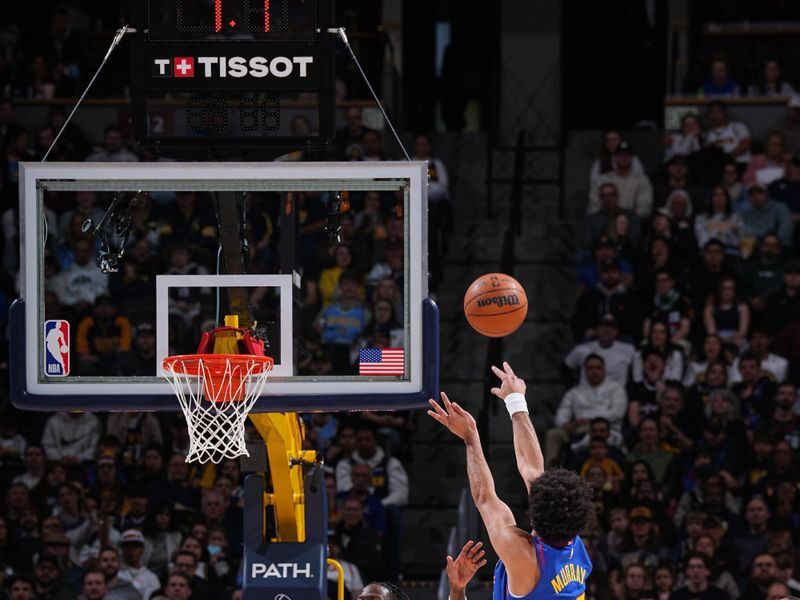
[463,273,528,337]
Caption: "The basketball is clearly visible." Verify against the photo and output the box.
[463,273,528,337]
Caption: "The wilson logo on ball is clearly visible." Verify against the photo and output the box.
[476,294,521,308]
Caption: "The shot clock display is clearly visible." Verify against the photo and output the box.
[130,0,334,150]
[146,0,317,40]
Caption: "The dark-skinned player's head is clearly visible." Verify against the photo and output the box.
[358,581,409,600]
[528,468,595,544]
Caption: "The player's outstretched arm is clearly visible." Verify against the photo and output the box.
[490,362,544,491]
[428,393,538,595]
[446,540,487,600]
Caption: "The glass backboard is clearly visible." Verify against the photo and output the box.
[10,162,438,412]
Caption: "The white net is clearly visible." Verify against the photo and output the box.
[162,355,272,464]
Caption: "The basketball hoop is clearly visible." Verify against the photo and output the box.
[162,354,273,464]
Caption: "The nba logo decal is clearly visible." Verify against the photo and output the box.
[44,320,70,377]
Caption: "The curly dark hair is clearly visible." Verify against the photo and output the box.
[375,582,409,600]
[527,467,595,543]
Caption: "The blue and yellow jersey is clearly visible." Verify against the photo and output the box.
[492,536,592,600]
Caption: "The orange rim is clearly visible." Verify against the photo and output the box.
[162,354,274,377]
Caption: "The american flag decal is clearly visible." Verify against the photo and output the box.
[359,348,404,376]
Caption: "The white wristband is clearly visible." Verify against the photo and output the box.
[504,392,528,416]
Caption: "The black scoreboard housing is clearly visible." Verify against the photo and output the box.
[130,0,335,151]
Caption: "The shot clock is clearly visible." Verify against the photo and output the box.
[130,0,335,150]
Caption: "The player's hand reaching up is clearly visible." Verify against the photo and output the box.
[490,361,526,400]
[428,392,478,442]
[446,540,487,598]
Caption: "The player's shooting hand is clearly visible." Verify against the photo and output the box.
[490,361,526,400]
[446,540,487,593]
[428,392,478,442]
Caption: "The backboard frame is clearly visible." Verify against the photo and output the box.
[11,161,439,413]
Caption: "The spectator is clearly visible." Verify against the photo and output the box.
[701,55,741,98]
[631,322,684,384]
[729,329,788,384]
[694,186,744,256]
[742,233,785,312]
[13,444,46,492]
[743,131,788,188]
[590,141,654,218]
[589,129,646,193]
[731,351,777,429]
[768,152,800,220]
[335,107,373,160]
[689,239,737,316]
[547,354,628,466]
[577,234,635,294]
[86,125,139,162]
[743,553,777,600]
[316,271,369,373]
[740,183,793,249]
[118,529,160,600]
[583,183,642,250]
[42,412,100,467]
[335,424,408,509]
[692,534,740,599]
[775,96,800,155]
[75,295,132,376]
[653,155,703,211]
[605,210,640,267]
[47,238,110,314]
[82,570,109,600]
[703,277,749,352]
[333,497,383,582]
[171,551,210,600]
[766,582,792,600]
[705,101,751,166]
[163,573,192,600]
[747,59,795,97]
[733,499,770,575]
[572,258,639,341]
[564,314,636,386]
[98,546,142,600]
[159,194,218,269]
[33,554,76,600]
[116,322,158,377]
[721,159,750,214]
[106,411,163,474]
[756,382,800,450]
[326,538,364,600]
[337,463,387,536]
[6,576,36,600]
[669,553,729,600]
[765,260,800,335]
[319,244,356,308]
[683,334,728,387]
[619,505,669,569]
[109,239,158,323]
[626,419,676,494]
[642,269,693,347]
[665,113,704,162]
[659,384,696,453]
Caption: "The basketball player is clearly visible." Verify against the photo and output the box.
[428,362,595,600]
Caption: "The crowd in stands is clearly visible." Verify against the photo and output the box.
[0,25,449,596]
[558,94,800,600]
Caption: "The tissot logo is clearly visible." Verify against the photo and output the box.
[152,56,313,79]
[251,563,314,579]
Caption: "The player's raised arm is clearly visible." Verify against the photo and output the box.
[428,393,539,595]
[490,362,544,491]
